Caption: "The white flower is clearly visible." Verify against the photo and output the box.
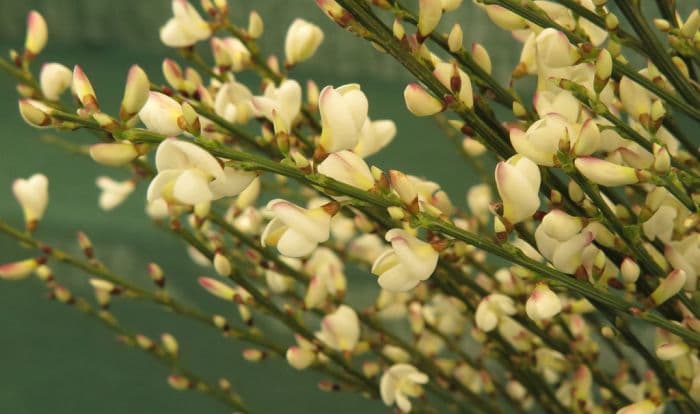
[39,63,72,101]
[286,334,316,370]
[616,400,658,414]
[474,294,516,332]
[319,84,368,152]
[317,150,374,191]
[284,19,324,65]
[261,199,331,257]
[139,92,185,136]
[232,206,264,235]
[348,234,389,264]
[666,234,699,291]
[160,0,211,48]
[371,229,439,292]
[264,256,300,294]
[423,294,467,335]
[210,37,251,72]
[214,81,253,124]
[535,210,594,274]
[304,247,346,308]
[147,138,255,205]
[619,68,659,120]
[526,283,562,321]
[353,118,396,158]
[316,305,360,352]
[433,61,473,108]
[380,364,429,413]
[13,173,49,227]
[495,155,541,224]
[96,177,135,211]
[251,79,302,132]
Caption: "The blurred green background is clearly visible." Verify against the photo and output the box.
[0,1,510,413]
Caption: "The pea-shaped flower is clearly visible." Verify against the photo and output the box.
[534,210,594,274]
[147,138,255,206]
[315,305,360,352]
[474,293,516,332]
[284,19,324,66]
[13,173,49,230]
[160,0,211,48]
[319,84,368,153]
[261,199,332,257]
[380,364,429,413]
[371,229,439,292]
[495,154,541,224]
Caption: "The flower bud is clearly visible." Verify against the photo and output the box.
[403,83,442,116]
[167,375,191,390]
[620,258,640,284]
[448,23,463,52]
[650,269,686,305]
[654,19,670,31]
[24,11,48,57]
[286,345,316,370]
[495,155,541,224]
[161,333,179,357]
[213,253,232,277]
[681,10,699,38]
[139,92,184,136]
[13,174,49,229]
[317,150,374,191]
[418,0,442,38]
[163,59,185,90]
[72,65,99,111]
[285,19,324,66]
[574,157,640,187]
[247,11,264,39]
[525,284,562,321]
[652,144,670,172]
[471,43,492,75]
[120,65,150,120]
[198,277,235,301]
[433,62,473,108]
[89,143,139,166]
[616,400,657,414]
[655,342,688,360]
[242,348,266,362]
[19,99,52,128]
[0,258,39,280]
[595,49,612,81]
[40,63,72,101]
[307,80,319,109]
[388,170,418,206]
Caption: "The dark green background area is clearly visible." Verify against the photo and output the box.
[0,1,506,413]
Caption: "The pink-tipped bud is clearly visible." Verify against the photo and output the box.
[0,258,39,280]
[198,277,235,301]
[242,348,266,362]
[72,65,99,111]
[650,269,686,305]
[403,83,442,116]
[19,99,52,128]
[24,11,48,57]
[655,342,689,360]
[213,253,232,277]
[167,375,191,390]
[616,400,657,414]
[525,283,562,321]
[652,144,670,172]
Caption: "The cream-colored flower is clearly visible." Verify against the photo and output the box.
[39,63,71,101]
[285,19,324,65]
[316,305,360,352]
[319,84,368,152]
[147,138,255,205]
[261,199,331,257]
[96,177,135,211]
[474,294,516,332]
[371,229,439,292]
[380,364,429,413]
[495,155,541,224]
[160,0,211,48]
[13,173,49,227]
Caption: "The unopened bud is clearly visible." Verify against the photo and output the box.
[167,375,191,390]
[198,277,235,300]
[448,23,463,52]
[24,11,48,57]
[120,65,150,120]
[89,143,139,166]
[72,65,99,111]
[161,333,179,357]
[403,83,442,116]
[681,10,700,38]
[471,43,492,75]
[393,19,405,40]
[148,263,165,287]
[19,99,52,128]
[652,144,670,172]
[242,348,266,362]
[650,269,686,305]
[653,19,670,31]
[605,13,619,31]
[248,11,264,38]
[418,0,442,38]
